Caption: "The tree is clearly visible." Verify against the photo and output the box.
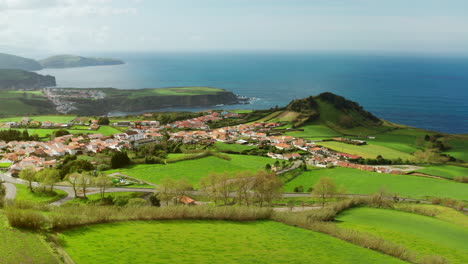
[111,151,131,169]
[173,178,193,204]
[67,173,81,198]
[312,177,339,207]
[19,167,36,192]
[252,170,283,207]
[53,129,70,137]
[36,168,60,192]
[156,178,176,206]
[78,173,93,199]
[95,174,112,200]
[98,116,110,125]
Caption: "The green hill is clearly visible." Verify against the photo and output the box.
[39,55,124,68]
[285,92,390,134]
[0,53,43,71]
[0,69,56,89]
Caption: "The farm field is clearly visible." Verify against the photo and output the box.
[126,87,225,97]
[337,207,468,264]
[0,213,60,264]
[415,165,468,179]
[14,184,67,204]
[443,138,468,161]
[318,141,413,160]
[106,154,273,187]
[285,123,341,139]
[367,128,430,154]
[284,167,468,200]
[214,142,257,153]
[59,220,405,264]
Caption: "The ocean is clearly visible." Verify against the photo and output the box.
[36,52,468,134]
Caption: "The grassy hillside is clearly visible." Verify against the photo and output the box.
[285,167,468,200]
[337,208,468,264]
[59,220,405,264]
[0,53,42,71]
[0,90,55,116]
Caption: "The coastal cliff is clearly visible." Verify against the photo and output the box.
[0,69,56,89]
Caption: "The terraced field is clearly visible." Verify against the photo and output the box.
[318,141,413,160]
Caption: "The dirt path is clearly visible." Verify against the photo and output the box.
[2,182,16,200]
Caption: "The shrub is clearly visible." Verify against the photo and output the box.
[454,176,468,183]
[5,208,48,230]
[294,186,304,192]
[113,196,129,207]
[127,198,149,207]
[97,164,111,171]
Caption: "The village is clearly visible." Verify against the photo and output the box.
[0,111,408,177]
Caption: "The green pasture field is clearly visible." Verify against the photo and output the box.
[337,207,468,264]
[443,138,468,161]
[318,141,413,160]
[0,213,60,264]
[128,87,225,98]
[0,125,120,137]
[285,122,341,139]
[214,142,257,153]
[59,220,405,264]
[367,128,430,154]
[284,167,468,200]
[106,154,273,187]
[415,165,468,179]
[14,184,67,204]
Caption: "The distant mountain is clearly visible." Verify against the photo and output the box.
[0,53,43,71]
[0,69,56,89]
[39,55,125,68]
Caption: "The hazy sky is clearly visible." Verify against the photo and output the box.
[1,0,468,56]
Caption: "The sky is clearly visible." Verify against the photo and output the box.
[1,0,468,57]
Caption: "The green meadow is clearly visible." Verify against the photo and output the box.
[14,184,67,204]
[337,207,468,264]
[106,154,273,187]
[214,142,257,153]
[285,122,341,139]
[0,115,76,123]
[59,220,405,264]
[415,165,468,179]
[318,141,413,160]
[284,167,468,200]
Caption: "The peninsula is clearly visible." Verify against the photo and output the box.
[39,55,125,68]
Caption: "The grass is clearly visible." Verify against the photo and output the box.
[214,142,257,153]
[0,162,12,168]
[125,87,225,98]
[59,220,405,264]
[443,137,468,161]
[337,207,468,264]
[248,111,283,123]
[0,213,60,264]
[368,128,430,154]
[415,165,468,180]
[0,125,120,138]
[15,184,67,204]
[284,167,468,200]
[285,122,341,139]
[106,154,273,187]
[318,141,413,160]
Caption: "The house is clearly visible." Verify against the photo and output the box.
[177,196,196,206]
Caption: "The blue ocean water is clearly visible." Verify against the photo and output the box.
[37,52,468,134]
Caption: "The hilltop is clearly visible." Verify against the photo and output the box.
[39,55,124,68]
[0,53,43,71]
